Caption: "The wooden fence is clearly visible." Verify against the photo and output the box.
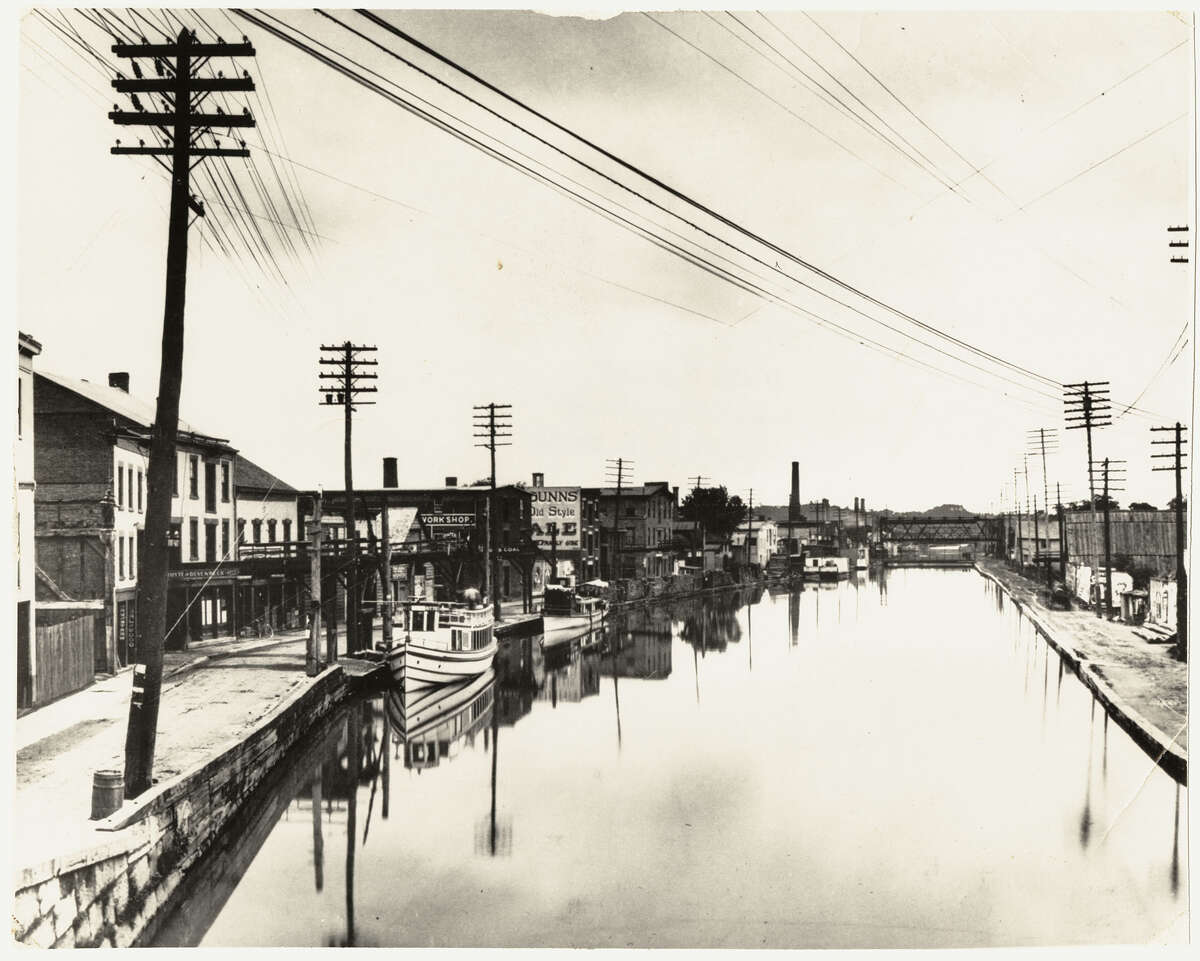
[34,613,97,706]
[1064,510,1182,578]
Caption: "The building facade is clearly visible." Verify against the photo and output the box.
[34,369,239,669]
[594,481,679,580]
[16,333,42,707]
[731,518,779,567]
[234,456,304,633]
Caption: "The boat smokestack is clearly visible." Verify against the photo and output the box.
[382,457,398,488]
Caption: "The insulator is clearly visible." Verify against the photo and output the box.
[243,70,249,79]
[115,139,121,147]
[132,94,143,112]
[218,71,224,78]
[216,106,224,114]
[138,139,144,148]
[154,58,164,77]
[132,61,143,79]
[113,103,119,111]
[242,107,250,116]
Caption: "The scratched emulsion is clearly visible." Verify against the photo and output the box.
[174,569,1187,948]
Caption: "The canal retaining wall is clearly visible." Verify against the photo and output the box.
[12,664,356,948]
[975,563,1187,785]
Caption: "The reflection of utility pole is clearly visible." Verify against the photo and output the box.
[604,458,633,580]
[1064,381,1110,617]
[114,29,257,799]
[474,403,512,622]
[381,702,390,820]
[489,697,499,855]
[320,343,378,654]
[345,704,360,946]
[690,475,710,571]
[1152,422,1189,661]
[311,765,324,892]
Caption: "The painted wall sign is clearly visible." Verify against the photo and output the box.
[531,486,581,550]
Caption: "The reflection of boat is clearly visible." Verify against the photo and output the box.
[385,600,496,685]
[542,583,608,645]
[385,669,495,769]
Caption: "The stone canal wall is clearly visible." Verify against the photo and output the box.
[608,569,769,609]
[12,665,353,948]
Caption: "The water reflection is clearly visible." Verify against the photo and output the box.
[165,572,1188,949]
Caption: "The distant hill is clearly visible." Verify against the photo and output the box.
[746,502,979,521]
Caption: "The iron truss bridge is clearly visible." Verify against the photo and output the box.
[879,514,1001,544]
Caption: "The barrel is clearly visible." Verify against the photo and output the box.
[90,770,124,820]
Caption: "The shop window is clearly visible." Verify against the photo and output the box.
[189,518,199,561]
[252,519,262,543]
[221,462,230,502]
[189,455,199,499]
[268,519,277,543]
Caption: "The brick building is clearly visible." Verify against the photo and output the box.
[34,370,239,670]
[590,481,679,580]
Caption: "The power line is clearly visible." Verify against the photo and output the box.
[348,8,1064,393]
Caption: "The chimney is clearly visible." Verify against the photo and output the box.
[445,476,457,488]
[382,457,398,488]
[532,472,544,488]
[108,372,130,393]
[788,461,800,525]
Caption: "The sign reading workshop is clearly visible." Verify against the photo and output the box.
[531,486,581,550]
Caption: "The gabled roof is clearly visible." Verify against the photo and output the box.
[236,455,297,495]
[36,368,222,442]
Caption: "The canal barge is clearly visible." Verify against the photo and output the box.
[385,599,497,686]
[541,582,608,646]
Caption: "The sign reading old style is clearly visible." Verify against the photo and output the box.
[531,486,581,549]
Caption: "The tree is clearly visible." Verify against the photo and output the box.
[679,486,747,545]
[1128,502,1157,511]
[1169,496,1188,511]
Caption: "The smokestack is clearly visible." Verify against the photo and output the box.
[382,457,398,488]
[445,476,457,488]
[788,461,800,525]
[532,472,544,488]
[108,372,130,393]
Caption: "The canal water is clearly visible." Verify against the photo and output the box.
[153,569,1187,948]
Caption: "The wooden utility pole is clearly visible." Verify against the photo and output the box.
[1153,423,1189,660]
[320,343,378,653]
[112,29,256,799]
[1095,459,1126,619]
[1056,482,1068,590]
[1064,382,1111,618]
[1027,427,1059,589]
[1013,469,1024,569]
[548,522,558,584]
[604,458,632,580]
[474,403,512,622]
[381,503,393,648]
[307,493,323,676]
[747,488,754,568]
[690,475,710,571]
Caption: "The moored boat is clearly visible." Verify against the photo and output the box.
[384,598,496,686]
[541,582,608,646]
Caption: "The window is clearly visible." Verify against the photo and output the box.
[221,520,230,559]
[252,519,262,544]
[205,522,217,563]
[117,464,124,508]
[220,462,230,502]
[204,461,216,514]
[267,519,277,543]
[237,519,246,544]
[137,471,143,512]
[282,519,292,542]
[189,455,199,499]
[118,537,125,579]
[173,454,179,497]
[189,518,199,561]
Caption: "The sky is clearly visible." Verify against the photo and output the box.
[14,7,1197,513]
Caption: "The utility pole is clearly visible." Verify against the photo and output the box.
[604,458,633,580]
[112,29,256,799]
[320,343,378,653]
[1152,422,1189,660]
[747,488,754,569]
[1013,469,1024,569]
[380,502,393,648]
[1056,482,1068,591]
[307,493,323,676]
[1027,427,1059,588]
[474,403,512,622]
[1094,459,1126,619]
[1064,381,1111,618]
[548,522,559,584]
[690,475,710,572]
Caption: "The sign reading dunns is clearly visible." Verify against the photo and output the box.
[531,486,581,550]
